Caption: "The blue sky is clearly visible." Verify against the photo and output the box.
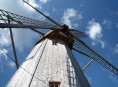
[0,0,118,87]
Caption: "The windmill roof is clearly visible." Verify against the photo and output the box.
[36,30,74,49]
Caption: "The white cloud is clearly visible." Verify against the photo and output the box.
[22,0,41,12]
[0,49,16,69]
[0,48,8,71]
[114,44,118,54]
[86,19,105,48]
[0,0,33,16]
[0,28,10,65]
[0,47,15,69]
[0,0,37,49]
[61,8,82,28]
[52,8,56,12]
[0,29,10,47]
[100,41,105,48]
[8,61,16,68]
[109,73,118,83]
[40,0,50,4]
[0,48,8,60]
[0,0,45,18]
[102,67,118,84]
[102,19,112,29]
[87,19,102,40]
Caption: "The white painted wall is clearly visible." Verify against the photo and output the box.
[6,39,90,87]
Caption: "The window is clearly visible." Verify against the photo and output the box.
[52,40,57,45]
[49,81,60,87]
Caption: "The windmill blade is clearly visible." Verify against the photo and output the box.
[68,30,118,75]
[0,9,57,29]
[69,29,88,38]
[73,39,118,75]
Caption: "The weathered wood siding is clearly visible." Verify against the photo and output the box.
[6,39,90,87]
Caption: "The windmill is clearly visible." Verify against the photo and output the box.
[0,0,118,87]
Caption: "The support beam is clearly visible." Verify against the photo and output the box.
[82,59,95,71]
[8,20,19,69]
[73,48,95,71]
[0,23,56,29]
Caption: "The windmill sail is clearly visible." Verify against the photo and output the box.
[0,9,56,29]
[73,39,118,75]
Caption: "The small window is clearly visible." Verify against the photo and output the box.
[49,81,60,87]
[52,40,57,45]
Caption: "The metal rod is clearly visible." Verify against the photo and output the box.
[23,0,62,27]
[8,19,19,69]
[82,59,94,71]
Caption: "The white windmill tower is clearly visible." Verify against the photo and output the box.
[6,30,90,87]
[0,1,118,87]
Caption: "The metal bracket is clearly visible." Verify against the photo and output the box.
[82,59,95,71]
